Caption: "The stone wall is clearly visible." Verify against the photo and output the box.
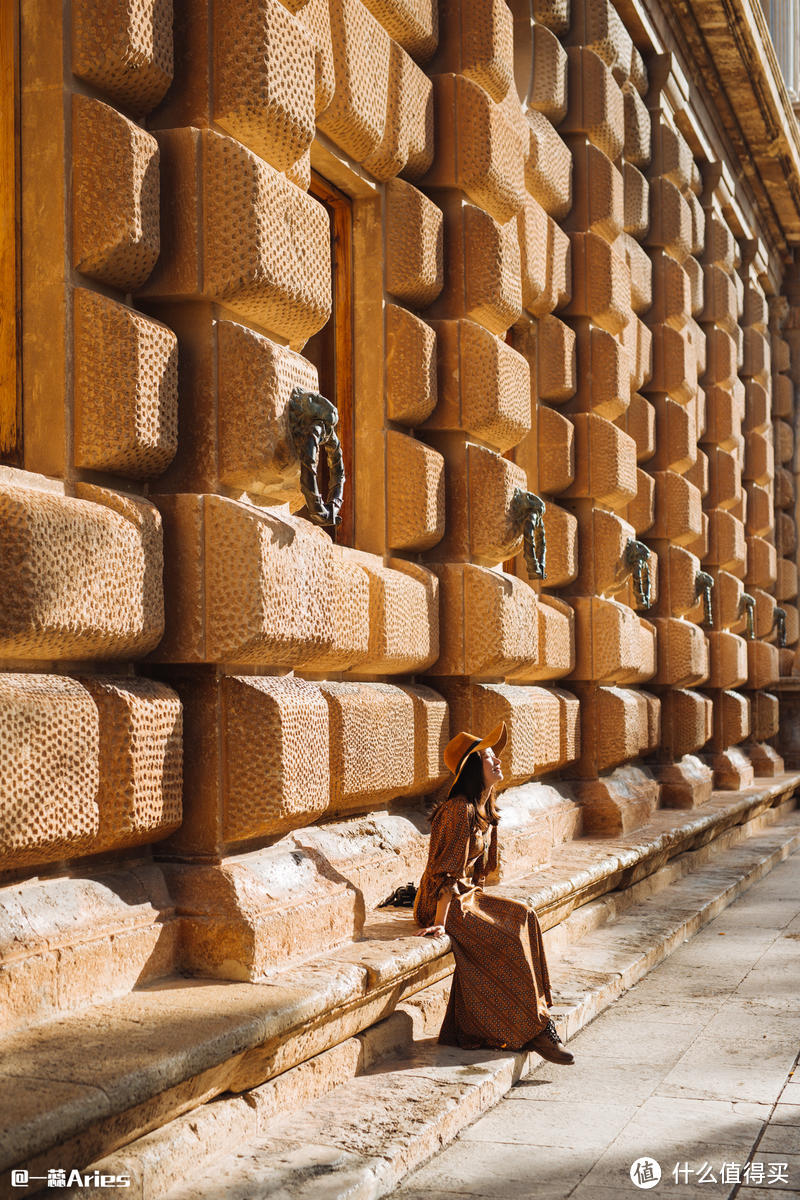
[1,0,799,998]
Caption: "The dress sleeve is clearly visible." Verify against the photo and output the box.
[428,799,473,895]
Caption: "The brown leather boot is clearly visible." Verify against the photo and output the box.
[528,1018,574,1065]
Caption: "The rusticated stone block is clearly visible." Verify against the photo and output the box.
[73,289,178,479]
[706,446,742,511]
[400,682,449,790]
[741,328,770,381]
[651,119,695,189]
[706,510,746,574]
[743,380,770,432]
[775,466,794,510]
[704,327,739,388]
[623,81,650,166]
[428,563,537,678]
[701,264,738,333]
[782,602,799,646]
[297,0,335,115]
[518,199,572,317]
[710,569,743,631]
[775,419,794,465]
[686,189,705,256]
[364,39,434,180]
[707,630,748,689]
[646,177,691,263]
[425,319,530,451]
[143,128,330,345]
[710,688,750,752]
[386,430,445,551]
[652,754,714,809]
[537,405,575,494]
[72,96,159,291]
[573,685,652,775]
[685,256,703,315]
[570,507,639,598]
[747,740,784,777]
[451,203,522,335]
[777,511,797,557]
[745,535,777,589]
[772,334,790,373]
[706,744,754,789]
[658,689,713,760]
[385,305,437,426]
[703,386,742,450]
[525,109,572,219]
[649,470,703,544]
[0,484,163,661]
[316,0,390,160]
[649,250,690,329]
[572,325,629,419]
[464,441,527,563]
[427,75,525,224]
[653,543,700,620]
[747,639,779,689]
[777,556,798,601]
[566,141,623,242]
[348,551,438,673]
[772,372,793,418]
[529,24,568,123]
[751,690,779,740]
[0,675,99,869]
[625,393,655,461]
[705,210,737,270]
[71,0,173,113]
[536,315,577,403]
[571,760,660,831]
[153,495,369,667]
[651,617,709,687]
[562,48,624,159]
[569,0,632,78]
[221,675,329,842]
[752,587,776,640]
[646,325,697,404]
[570,597,655,683]
[214,0,315,172]
[627,466,655,535]
[619,314,652,392]
[360,0,437,60]
[624,234,653,314]
[385,179,443,309]
[437,680,566,783]
[319,681,415,812]
[81,676,182,851]
[623,162,649,237]
[565,232,629,334]
[524,501,578,588]
[649,395,696,473]
[563,412,638,509]
[459,0,514,101]
[217,320,317,501]
[516,595,575,681]
[534,0,570,33]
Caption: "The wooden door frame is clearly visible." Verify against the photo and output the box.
[0,0,20,464]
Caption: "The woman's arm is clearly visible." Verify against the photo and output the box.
[415,887,452,937]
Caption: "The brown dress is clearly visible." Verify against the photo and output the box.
[414,795,552,1050]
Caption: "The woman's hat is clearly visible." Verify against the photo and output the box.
[444,721,508,787]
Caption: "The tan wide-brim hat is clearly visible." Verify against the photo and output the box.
[444,721,508,788]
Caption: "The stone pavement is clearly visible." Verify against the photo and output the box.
[393,848,800,1200]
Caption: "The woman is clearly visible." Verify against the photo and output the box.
[414,721,573,1065]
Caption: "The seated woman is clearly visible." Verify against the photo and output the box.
[414,721,573,1065]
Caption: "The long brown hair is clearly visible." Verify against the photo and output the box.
[445,749,500,830]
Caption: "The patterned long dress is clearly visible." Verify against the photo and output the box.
[414,794,552,1050]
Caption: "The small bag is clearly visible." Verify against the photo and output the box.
[378,881,418,908]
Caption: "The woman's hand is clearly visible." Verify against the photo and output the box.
[416,924,447,937]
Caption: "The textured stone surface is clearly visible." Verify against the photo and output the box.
[316,0,390,161]
[349,552,439,674]
[360,0,437,60]
[216,320,317,501]
[564,413,638,509]
[525,109,572,219]
[72,96,159,291]
[429,564,538,678]
[319,682,416,812]
[213,0,316,172]
[71,0,173,112]
[153,494,369,667]
[563,47,624,160]
[0,484,163,661]
[385,179,443,309]
[385,306,437,427]
[425,319,530,452]
[73,289,178,479]
[144,128,330,345]
[0,675,100,869]
[386,431,445,551]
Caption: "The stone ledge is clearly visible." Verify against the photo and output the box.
[71,806,800,1200]
[0,774,798,1188]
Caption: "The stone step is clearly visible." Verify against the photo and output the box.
[3,776,798,1199]
[66,803,800,1200]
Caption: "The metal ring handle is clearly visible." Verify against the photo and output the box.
[511,489,546,580]
[695,571,714,628]
[625,539,652,610]
[740,593,756,640]
[288,387,346,528]
[774,606,787,648]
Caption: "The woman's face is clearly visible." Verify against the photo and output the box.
[481,748,503,788]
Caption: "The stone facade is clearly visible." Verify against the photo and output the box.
[2,0,800,1127]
